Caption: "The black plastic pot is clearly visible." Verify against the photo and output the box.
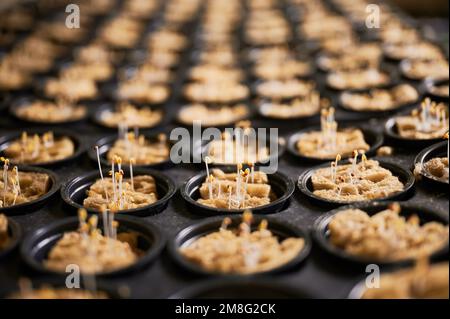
[33,75,101,104]
[326,69,394,92]
[191,134,286,168]
[0,129,85,168]
[347,260,449,299]
[87,133,174,170]
[176,106,254,129]
[61,168,176,216]
[168,215,311,276]
[181,167,295,215]
[1,166,60,215]
[313,202,449,266]
[20,215,165,277]
[414,141,449,187]
[92,103,166,131]
[338,84,420,117]
[378,33,446,63]
[297,159,415,207]
[100,79,171,106]
[400,59,449,82]
[255,97,321,124]
[384,117,446,149]
[287,126,383,163]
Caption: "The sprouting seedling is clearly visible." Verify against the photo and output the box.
[327,107,335,122]
[1,157,10,206]
[361,152,367,169]
[208,174,214,199]
[11,166,21,205]
[388,202,401,214]
[111,221,119,240]
[110,166,115,202]
[42,132,54,148]
[217,179,221,199]
[430,103,438,125]
[204,156,211,177]
[12,166,20,192]
[31,134,40,159]
[227,185,232,209]
[237,120,252,145]
[221,130,231,141]
[419,98,433,132]
[108,203,119,239]
[220,217,232,231]
[432,103,446,127]
[236,120,251,130]
[25,139,34,156]
[115,170,124,210]
[157,133,167,144]
[125,131,135,159]
[236,163,243,175]
[110,155,122,204]
[116,156,122,171]
[329,121,337,151]
[41,133,49,149]
[78,208,89,238]
[331,154,341,184]
[78,208,87,223]
[242,168,250,179]
[352,149,359,169]
[129,158,135,192]
[321,107,337,151]
[337,176,345,195]
[138,134,145,146]
[258,219,268,231]
[440,108,447,127]
[350,172,356,184]
[21,132,28,146]
[320,108,328,126]
[249,162,255,184]
[11,176,18,206]
[407,214,420,226]
[95,146,109,203]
